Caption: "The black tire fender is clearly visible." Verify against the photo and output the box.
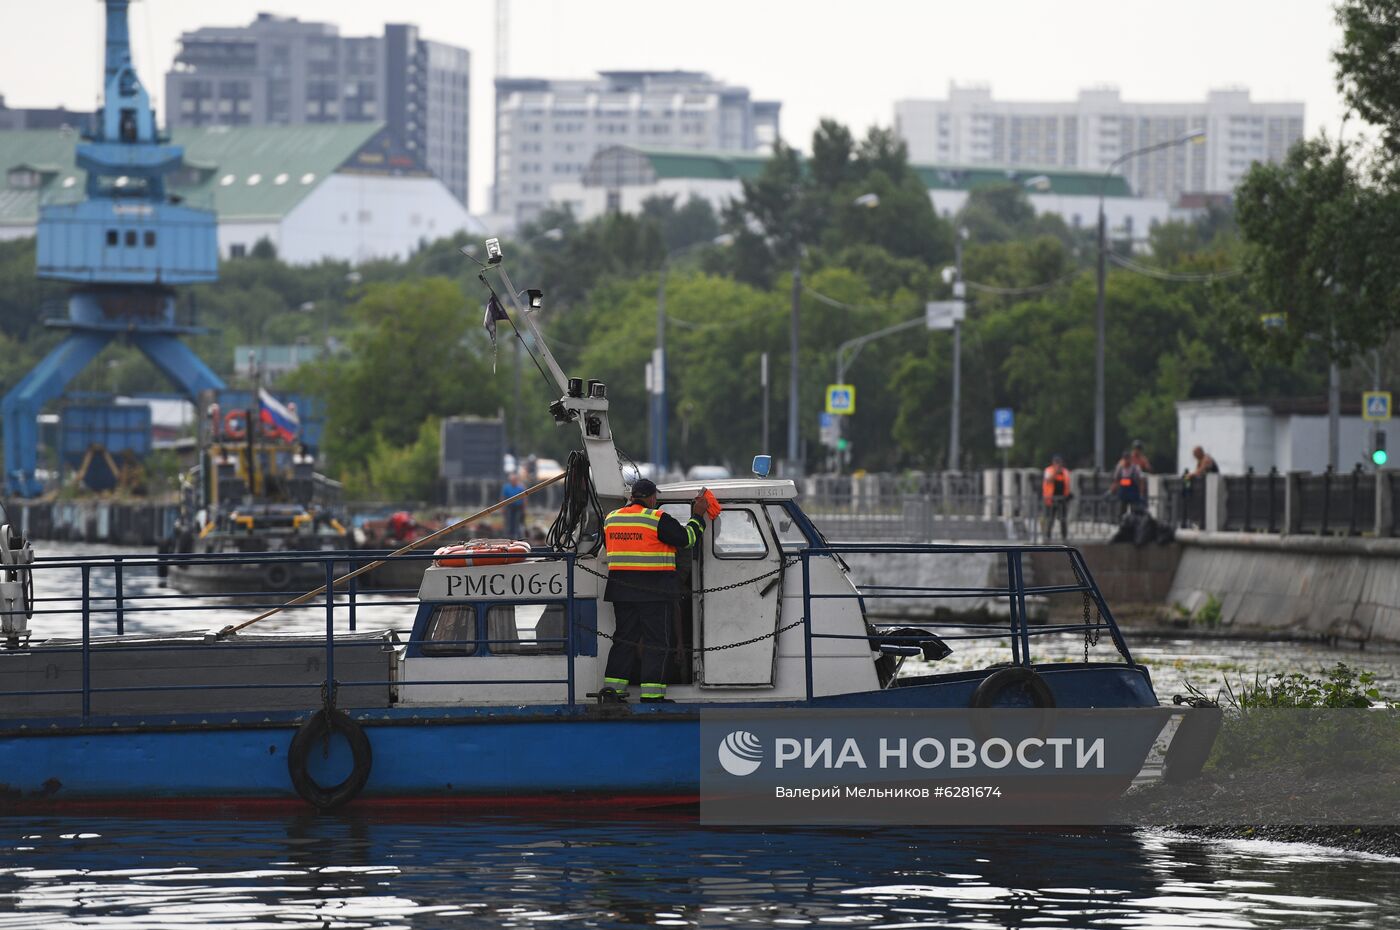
[287,708,373,810]
[970,666,1056,708]
[265,564,292,591]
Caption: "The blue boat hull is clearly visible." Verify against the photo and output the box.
[0,664,1159,809]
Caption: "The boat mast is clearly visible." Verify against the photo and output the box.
[485,246,627,500]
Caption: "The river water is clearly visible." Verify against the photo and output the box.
[1,817,1397,928]
[3,544,1397,927]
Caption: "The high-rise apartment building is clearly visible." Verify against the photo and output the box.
[164,14,471,206]
[494,70,780,228]
[894,84,1304,201]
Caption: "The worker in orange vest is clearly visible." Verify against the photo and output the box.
[1041,454,1073,541]
[600,478,710,703]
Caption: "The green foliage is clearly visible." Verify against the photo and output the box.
[1226,662,1384,710]
[956,183,1071,245]
[287,277,502,476]
[1204,664,1398,774]
[0,111,1342,484]
[1231,137,1400,365]
[1334,0,1400,156]
[346,417,441,502]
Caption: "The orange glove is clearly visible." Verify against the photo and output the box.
[702,488,722,520]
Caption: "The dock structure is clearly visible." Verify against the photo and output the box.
[2,0,224,498]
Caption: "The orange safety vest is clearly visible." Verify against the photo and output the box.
[1042,465,1070,505]
[603,504,676,571]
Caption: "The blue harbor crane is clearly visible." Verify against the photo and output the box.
[2,0,224,497]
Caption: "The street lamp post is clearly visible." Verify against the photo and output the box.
[833,315,928,473]
[949,227,968,471]
[654,234,734,472]
[1093,129,1206,470]
[788,257,801,475]
[822,193,883,472]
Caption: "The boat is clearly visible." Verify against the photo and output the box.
[0,241,1198,816]
[163,394,352,595]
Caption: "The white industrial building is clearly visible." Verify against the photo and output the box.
[550,146,1178,239]
[0,123,482,263]
[494,71,780,229]
[1176,398,1380,475]
[895,84,1304,202]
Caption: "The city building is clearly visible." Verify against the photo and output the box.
[550,145,1177,239]
[0,123,482,263]
[494,71,780,229]
[0,95,89,131]
[164,13,471,206]
[894,84,1304,201]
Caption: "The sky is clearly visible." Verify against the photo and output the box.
[0,0,1351,212]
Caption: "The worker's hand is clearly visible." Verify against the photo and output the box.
[691,489,709,517]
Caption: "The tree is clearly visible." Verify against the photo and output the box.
[640,195,720,252]
[290,277,502,475]
[1334,0,1400,156]
[1231,137,1400,365]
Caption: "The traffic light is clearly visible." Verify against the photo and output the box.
[1373,430,1388,467]
[836,438,849,452]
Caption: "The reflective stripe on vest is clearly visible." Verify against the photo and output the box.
[604,504,676,571]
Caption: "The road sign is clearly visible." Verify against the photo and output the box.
[1363,391,1392,421]
[819,412,838,448]
[825,384,856,415]
[993,407,1014,449]
[925,300,966,331]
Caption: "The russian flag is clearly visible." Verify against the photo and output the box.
[258,388,299,442]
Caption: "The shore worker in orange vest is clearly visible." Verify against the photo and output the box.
[601,478,709,703]
[1110,450,1145,517]
[1041,454,1072,541]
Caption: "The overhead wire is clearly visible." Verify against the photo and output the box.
[1107,251,1242,282]
[963,268,1084,295]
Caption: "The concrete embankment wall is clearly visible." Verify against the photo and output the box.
[842,541,1184,623]
[839,548,1007,619]
[1167,530,1400,643]
[1029,543,1181,620]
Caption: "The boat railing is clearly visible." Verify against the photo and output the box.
[2,542,1131,721]
[793,543,1133,701]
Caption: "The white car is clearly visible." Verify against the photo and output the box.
[685,464,731,482]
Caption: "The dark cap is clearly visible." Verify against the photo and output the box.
[629,478,658,499]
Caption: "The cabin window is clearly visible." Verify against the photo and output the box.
[712,509,768,560]
[124,230,137,247]
[144,231,156,247]
[422,604,477,655]
[106,229,118,246]
[485,604,566,655]
[766,504,811,551]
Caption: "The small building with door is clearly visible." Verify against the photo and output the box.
[1175,397,1380,475]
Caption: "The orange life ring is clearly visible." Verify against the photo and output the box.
[223,410,247,440]
[434,540,531,568]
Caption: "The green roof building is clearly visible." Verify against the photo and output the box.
[1,123,481,263]
[554,145,1170,238]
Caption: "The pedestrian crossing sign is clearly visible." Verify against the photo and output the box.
[1363,391,1392,421]
[826,384,855,415]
